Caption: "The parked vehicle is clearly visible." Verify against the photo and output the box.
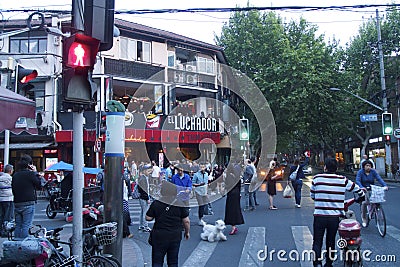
[338,196,363,267]
[46,186,102,219]
[0,225,77,266]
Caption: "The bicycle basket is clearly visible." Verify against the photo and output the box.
[369,185,386,203]
[95,222,117,245]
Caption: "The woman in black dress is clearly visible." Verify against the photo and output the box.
[224,163,244,235]
[267,161,281,210]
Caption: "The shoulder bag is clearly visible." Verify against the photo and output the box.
[289,165,300,181]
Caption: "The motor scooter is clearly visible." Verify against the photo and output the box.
[338,197,363,267]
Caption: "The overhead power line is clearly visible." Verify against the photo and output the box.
[1,4,399,16]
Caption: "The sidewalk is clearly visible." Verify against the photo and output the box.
[0,236,143,266]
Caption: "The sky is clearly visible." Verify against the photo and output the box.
[0,0,399,46]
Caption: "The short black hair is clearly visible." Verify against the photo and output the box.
[250,156,256,162]
[325,158,337,173]
[362,160,373,169]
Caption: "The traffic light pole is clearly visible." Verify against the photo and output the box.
[71,111,84,260]
[376,10,392,178]
[70,0,85,261]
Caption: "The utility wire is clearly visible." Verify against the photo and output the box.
[1,4,399,15]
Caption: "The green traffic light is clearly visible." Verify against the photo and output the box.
[384,126,393,134]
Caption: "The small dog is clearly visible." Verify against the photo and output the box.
[200,219,227,242]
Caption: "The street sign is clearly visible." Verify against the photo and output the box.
[394,128,400,139]
[360,114,378,122]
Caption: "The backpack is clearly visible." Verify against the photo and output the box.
[289,165,300,181]
[132,183,140,199]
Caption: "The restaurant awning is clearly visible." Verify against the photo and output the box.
[0,142,53,150]
[0,87,37,135]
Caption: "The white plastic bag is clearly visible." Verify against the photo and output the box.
[283,183,294,198]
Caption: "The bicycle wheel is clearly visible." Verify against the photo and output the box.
[85,255,119,267]
[375,205,386,237]
[103,256,121,267]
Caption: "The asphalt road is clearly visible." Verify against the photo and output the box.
[28,172,400,266]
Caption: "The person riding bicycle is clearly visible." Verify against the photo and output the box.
[355,160,388,227]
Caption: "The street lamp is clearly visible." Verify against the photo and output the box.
[329,87,383,111]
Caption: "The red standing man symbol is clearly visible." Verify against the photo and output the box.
[74,44,85,66]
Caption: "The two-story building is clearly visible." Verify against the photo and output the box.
[0,14,232,170]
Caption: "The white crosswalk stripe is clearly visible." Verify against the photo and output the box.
[386,225,400,242]
[181,240,218,267]
[238,227,266,267]
[291,226,314,267]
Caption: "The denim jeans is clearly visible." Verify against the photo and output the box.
[195,194,208,219]
[244,184,255,209]
[152,240,181,267]
[292,179,303,205]
[14,204,35,239]
[139,199,149,228]
[312,216,339,267]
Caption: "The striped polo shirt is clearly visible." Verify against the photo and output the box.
[310,173,361,217]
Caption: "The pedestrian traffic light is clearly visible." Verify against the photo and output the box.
[98,111,107,136]
[382,112,393,135]
[62,33,100,106]
[239,118,249,141]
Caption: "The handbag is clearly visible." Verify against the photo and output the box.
[289,165,300,181]
[283,182,294,198]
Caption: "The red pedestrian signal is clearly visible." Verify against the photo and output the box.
[62,34,100,106]
[63,33,100,69]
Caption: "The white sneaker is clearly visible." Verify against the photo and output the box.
[296,204,301,208]
[198,219,206,226]
[362,219,368,227]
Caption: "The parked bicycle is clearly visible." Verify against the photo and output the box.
[363,185,387,237]
[45,222,121,267]
[0,225,77,266]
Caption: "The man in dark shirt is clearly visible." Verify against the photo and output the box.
[12,154,41,239]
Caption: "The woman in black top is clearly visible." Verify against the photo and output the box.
[146,181,190,267]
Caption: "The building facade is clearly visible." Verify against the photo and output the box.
[0,14,232,170]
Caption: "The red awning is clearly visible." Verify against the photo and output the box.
[0,87,37,135]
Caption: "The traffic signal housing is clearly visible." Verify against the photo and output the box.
[16,65,38,95]
[98,111,107,137]
[382,112,393,135]
[62,33,100,107]
[239,118,249,141]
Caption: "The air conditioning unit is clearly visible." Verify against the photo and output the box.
[174,72,184,83]
[176,63,184,70]
[186,74,198,85]
[186,65,197,72]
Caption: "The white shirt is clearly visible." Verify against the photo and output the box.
[152,165,161,178]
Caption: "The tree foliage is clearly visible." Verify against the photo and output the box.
[216,9,344,155]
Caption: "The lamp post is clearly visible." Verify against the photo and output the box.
[330,87,394,178]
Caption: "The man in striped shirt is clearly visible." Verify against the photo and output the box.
[310,158,364,267]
